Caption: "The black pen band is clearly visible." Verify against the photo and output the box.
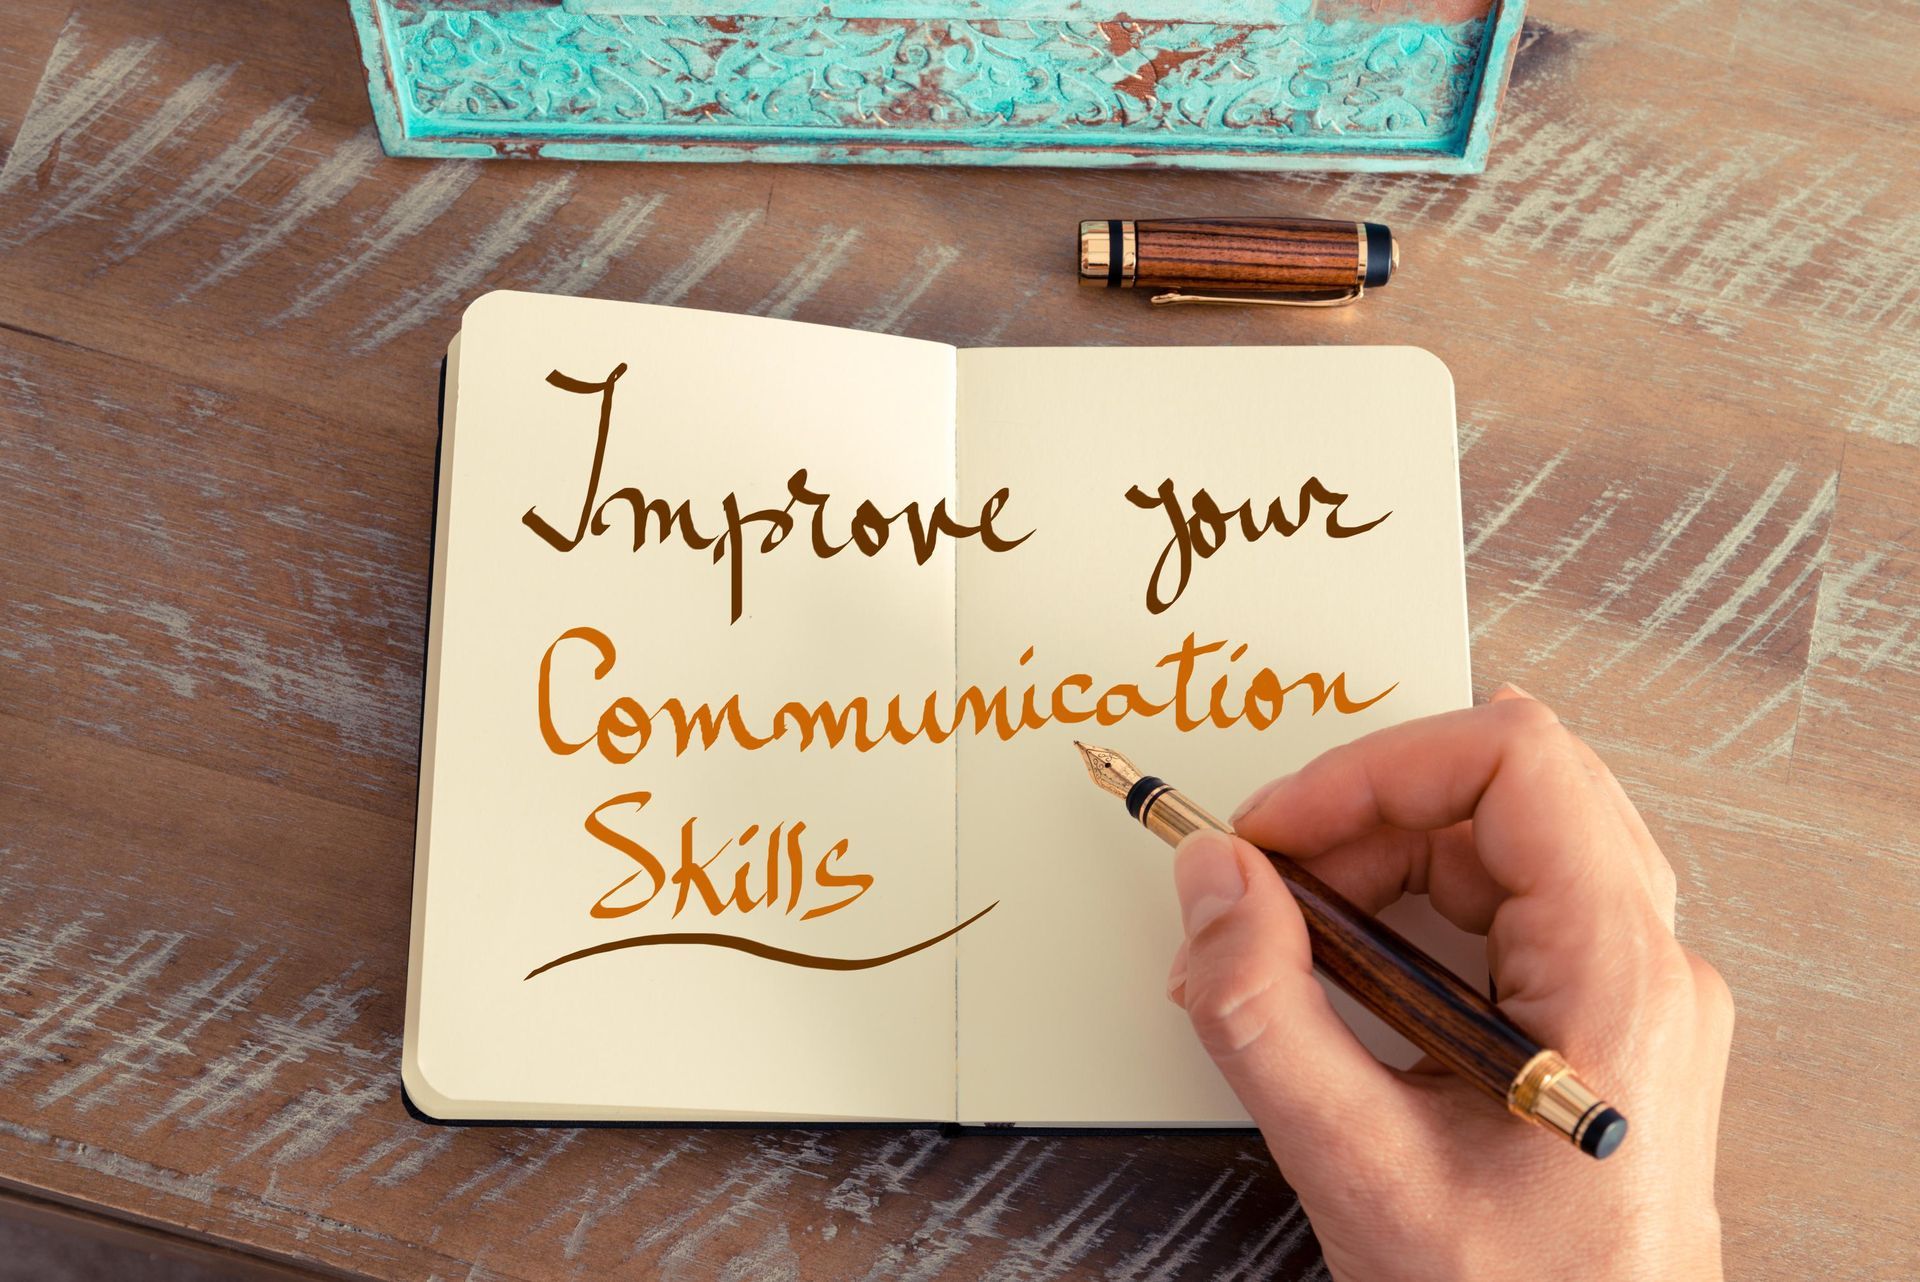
[1125,774,1170,820]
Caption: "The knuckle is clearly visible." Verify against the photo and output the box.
[1688,954,1736,1024]
[1185,971,1283,1059]
[1653,859,1679,897]
[1494,696,1571,759]
[1648,950,1696,1006]
[1494,693,1562,735]
[1650,858,1679,909]
[1618,931,1691,1003]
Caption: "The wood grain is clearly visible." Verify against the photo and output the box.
[1,0,1916,1278]
[1130,219,1363,293]
[1255,851,1542,1110]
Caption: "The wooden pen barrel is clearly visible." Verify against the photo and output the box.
[1261,845,1539,1105]
[1134,218,1363,292]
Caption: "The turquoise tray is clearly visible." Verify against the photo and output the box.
[349,0,1526,171]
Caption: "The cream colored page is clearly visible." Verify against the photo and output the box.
[953,345,1480,1125]
[406,293,959,1120]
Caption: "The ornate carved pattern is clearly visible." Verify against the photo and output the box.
[389,8,1484,139]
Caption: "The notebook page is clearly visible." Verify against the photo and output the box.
[405,294,960,1121]
[952,345,1480,1125]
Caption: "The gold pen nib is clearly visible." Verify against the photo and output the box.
[1073,741,1142,799]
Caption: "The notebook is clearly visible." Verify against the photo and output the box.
[405,291,1477,1125]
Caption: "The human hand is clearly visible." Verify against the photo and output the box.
[1165,687,1731,1281]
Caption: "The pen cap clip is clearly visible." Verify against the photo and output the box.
[1150,286,1364,308]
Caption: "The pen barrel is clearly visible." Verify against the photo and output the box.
[1136,218,1366,293]
[1078,218,1394,293]
[1136,785,1533,1099]
[1262,848,1538,1106]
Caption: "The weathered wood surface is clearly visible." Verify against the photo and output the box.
[1,0,1916,1278]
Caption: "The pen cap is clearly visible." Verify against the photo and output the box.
[1079,218,1396,293]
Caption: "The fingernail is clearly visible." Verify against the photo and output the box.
[1493,681,1534,701]
[1165,939,1189,1006]
[1175,830,1245,937]
[1230,774,1288,825]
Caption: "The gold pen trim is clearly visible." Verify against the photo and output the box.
[1507,1049,1618,1152]
[1136,784,1224,847]
[1077,219,1109,286]
[1150,287,1364,308]
[1077,219,1138,288]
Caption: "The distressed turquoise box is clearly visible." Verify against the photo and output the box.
[348,0,1525,170]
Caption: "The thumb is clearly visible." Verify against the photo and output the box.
[1171,830,1418,1173]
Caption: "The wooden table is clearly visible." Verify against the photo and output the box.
[2,1,1915,1277]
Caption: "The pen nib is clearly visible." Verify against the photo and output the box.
[1073,741,1142,799]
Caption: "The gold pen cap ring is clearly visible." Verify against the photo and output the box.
[1508,1050,1630,1159]
[1078,220,1135,288]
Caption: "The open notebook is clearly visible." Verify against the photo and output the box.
[406,291,1477,1125]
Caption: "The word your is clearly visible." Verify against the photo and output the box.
[522,364,1031,622]
[581,791,870,922]
[539,626,1396,762]
[1126,478,1391,613]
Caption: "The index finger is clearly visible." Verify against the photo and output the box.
[1235,698,1634,902]
[1231,698,1671,1033]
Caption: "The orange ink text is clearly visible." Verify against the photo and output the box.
[579,790,872,923]
[540,626,1397,762]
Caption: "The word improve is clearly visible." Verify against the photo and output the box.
[540,626,1397,762]
[521,364,1392,620]
[523,364,1029,623]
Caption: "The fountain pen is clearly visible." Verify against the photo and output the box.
[1074,741,1629,1160]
